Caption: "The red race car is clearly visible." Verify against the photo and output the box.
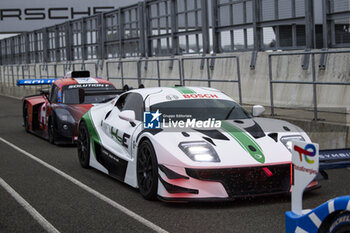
[20,71,120,144]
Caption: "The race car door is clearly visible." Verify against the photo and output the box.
[103,92,144,160]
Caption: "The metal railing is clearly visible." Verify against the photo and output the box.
[268,50,350,120]
[181,55,242,105]
[106,58,182,87]
[1,0,350,66]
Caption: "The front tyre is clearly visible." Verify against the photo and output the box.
[23,103,29,133]
[48,117,56,144]
[137,140,158,200]
[77,121,90,168]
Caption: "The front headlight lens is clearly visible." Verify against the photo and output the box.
[56,109,75,124]
[179,141,220,162]
[280,135,305,151]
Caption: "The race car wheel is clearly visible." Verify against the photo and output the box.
[48,117,56,144]
[77,121,90,168]
[23,103,29,133]
[137,140,158,200]
[319,211,350,233]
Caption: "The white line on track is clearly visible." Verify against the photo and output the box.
[0,177,60,233]
[0,137,168,233]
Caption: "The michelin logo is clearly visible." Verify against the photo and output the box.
[143,110,162,129]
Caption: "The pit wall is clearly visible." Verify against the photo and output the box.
[0,50,349,149]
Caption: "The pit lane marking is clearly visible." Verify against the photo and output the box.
[0,177,60,233]
[0,137,168,233]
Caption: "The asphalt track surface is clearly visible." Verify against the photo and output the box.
[0,95,349,233]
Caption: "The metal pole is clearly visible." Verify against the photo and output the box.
[106,62,110,81]
[137,59,142,86]
[236,57,242,105]
[201,0,210,55]
[181,58,185,86]
[268,55,275,116]
[211,0,219,54]
[120,61,125,86]
[178,59,183,86]
[157,60,161,87]
[206,58,211,87]
[311,54,318,120]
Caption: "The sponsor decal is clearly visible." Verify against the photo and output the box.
[74,78,99,84]
[319,150,350,161]
[294,144,316,164]
[329,215,350,232]
[143,110,221,129]
[68,84,110,89]
[110,126,130,148]
[162,118,221,128]
[143,110,162,129]
[183,93,219,99]
[172,86,219,99]
[220,121,265,163]
[293,165,317,175]
[16,79,56,86]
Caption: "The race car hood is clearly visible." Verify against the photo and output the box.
[149,117,310,168]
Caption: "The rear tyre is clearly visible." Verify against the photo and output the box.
[23,103,29,133]
[327,211,350,233]
[137,140,158,200]
[48,117,56,144]
[77,121,90,168]
[319,211,350,233]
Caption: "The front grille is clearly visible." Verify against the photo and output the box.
[186,164,291,197]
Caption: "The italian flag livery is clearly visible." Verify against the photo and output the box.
[77,86,315,201]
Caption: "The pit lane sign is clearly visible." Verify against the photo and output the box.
[0,0,138,33]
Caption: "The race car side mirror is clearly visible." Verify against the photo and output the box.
[252,105,265,117]
[119,110,136,124]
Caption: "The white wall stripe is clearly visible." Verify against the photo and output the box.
[0,178,60,233]
[309,212,322,228]
[328,200,335,213]
[0,137,168,233]
[295,226,309,233]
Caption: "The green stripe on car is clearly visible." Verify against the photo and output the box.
[173,86,196,94]
[221,120,265,164]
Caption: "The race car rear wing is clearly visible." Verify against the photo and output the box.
[17,79,56,86]
[319,148,350,170]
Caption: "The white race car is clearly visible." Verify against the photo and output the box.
[77,86,317,201]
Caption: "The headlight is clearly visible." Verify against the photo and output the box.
[179,141,220,162]
[55,109,75,124]
[280,135,305,151]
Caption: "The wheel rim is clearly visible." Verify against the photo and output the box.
[137,144,154,194]
[78,125,89,164]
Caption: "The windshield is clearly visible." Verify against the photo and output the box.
[150,99,251,121]
[62,84,117,104]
